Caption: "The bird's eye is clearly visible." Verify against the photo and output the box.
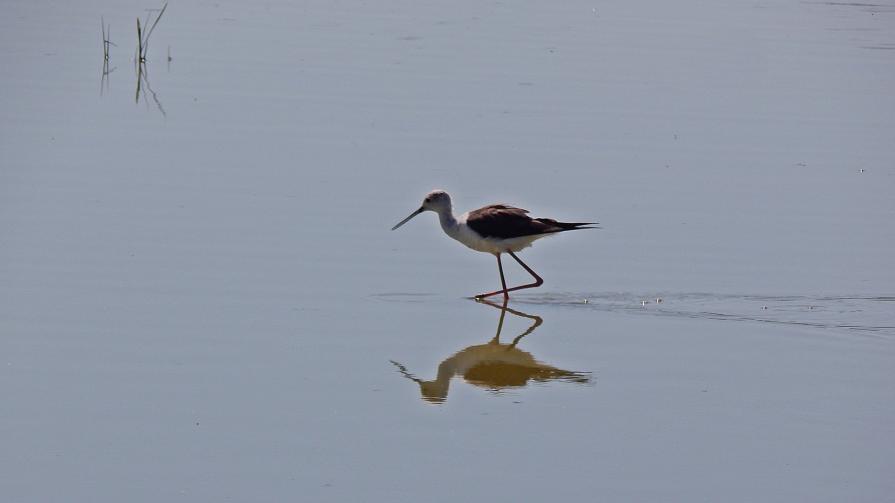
[425,197,431,202]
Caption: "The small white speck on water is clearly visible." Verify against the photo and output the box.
[762,306,768,310]
[641,300,647,307]
[583,299,589,304]
[860,168,865,173]
[656,297,663,303]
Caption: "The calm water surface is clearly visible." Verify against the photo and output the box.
[2,1,893,501]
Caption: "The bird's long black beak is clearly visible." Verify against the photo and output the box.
[391,207,424,230]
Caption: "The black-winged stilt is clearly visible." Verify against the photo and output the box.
[391,190,596,299]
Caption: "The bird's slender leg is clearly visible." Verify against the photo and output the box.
[475,254,509,300]
[507,251,544,289]
[497,254,509,300]
[474,251,544,299]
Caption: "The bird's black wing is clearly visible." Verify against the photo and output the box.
[466,205,563,239]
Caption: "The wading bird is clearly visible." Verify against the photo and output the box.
[391,190,596,299]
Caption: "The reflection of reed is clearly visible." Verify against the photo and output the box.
[135,62,166,116]
[100,59,116,96]
[133,4,168,115]
[391,299,592,404]
[100,17,116,96]
[99,6,168,114]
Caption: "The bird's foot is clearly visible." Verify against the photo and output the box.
[473,291,509,301]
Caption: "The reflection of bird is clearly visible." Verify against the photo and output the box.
[392,190,596,299]
[390,299,592,404]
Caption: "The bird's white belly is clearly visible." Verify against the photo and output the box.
[452,224,545,254]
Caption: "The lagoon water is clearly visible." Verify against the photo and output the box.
[2,1,894,501]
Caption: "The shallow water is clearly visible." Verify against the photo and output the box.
[2,0,894,501]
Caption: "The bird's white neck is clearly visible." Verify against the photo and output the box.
[436,208,459,238]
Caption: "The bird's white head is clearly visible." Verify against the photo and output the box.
[391,189,453,230]
[420,190,452,213]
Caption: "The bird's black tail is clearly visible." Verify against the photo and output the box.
[536,219,600,232]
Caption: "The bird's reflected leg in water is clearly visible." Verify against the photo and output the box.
[390,298,589,404]
[481,297,542,346]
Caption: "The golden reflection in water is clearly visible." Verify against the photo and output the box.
[391,299,591,404]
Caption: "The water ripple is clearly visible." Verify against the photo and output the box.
[512,292,895,336]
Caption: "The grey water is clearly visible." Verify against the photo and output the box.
[2,1,894,501]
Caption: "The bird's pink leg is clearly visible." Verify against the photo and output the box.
[476,254,509,299]
[475,254,510,300]
[497,254,509,299]
[474,251,544,299]
[507,251,544,290]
